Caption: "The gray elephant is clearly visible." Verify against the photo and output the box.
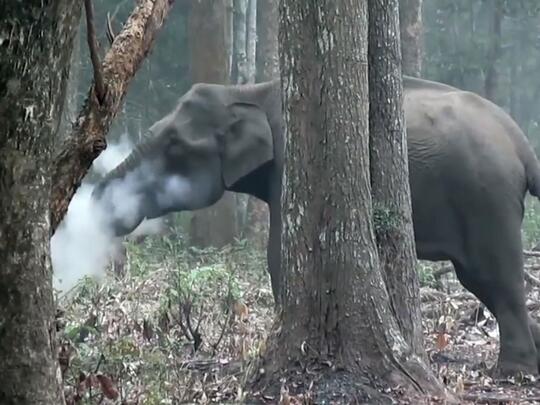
[92,76,540,376]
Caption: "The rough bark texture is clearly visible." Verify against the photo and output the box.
[60,24,82,140]
[253,1,445,402]
[187,0,238,248]
[399,0,423,77]
[0,3,81,403]
[369,0,426,361]
[484,0,503,103]
[50,0,175,233]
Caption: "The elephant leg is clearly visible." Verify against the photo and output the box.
[453,246,538,375]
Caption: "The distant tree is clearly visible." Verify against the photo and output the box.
[399,0,423,76]
[256,0,279,82]
[0,3,81,403]
[484,0,503,103]
[244,0,279,247]
[187,0,239,248]
[254,1,444,402]
[369,0,425,359]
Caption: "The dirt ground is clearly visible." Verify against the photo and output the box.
[57,242,540,404]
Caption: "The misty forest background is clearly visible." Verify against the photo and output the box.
[55,0,540,403]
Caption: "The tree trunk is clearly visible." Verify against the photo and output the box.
[246,0,257,83]
[253,1,445,402]
[369,0,425,361]
[243,0,278,249]
[232,0,248,84]
[256,0,279,82]
[0,3,81,403]
[51,0,176,232]
[187,0,238,248]
[60,22,82,140]
[399,0,423,77]
[484,0,503,103]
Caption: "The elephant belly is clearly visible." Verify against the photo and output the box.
[409,163,466,264]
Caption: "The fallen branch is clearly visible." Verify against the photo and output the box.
[524,250,540,258]
[461,393,540,404]
[51,0,176,232]
[524,270,540,288]
[84,0,106,103]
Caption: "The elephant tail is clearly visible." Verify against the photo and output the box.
[527,161,540,199]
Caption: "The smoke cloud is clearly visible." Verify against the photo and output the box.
[51,134,167,295]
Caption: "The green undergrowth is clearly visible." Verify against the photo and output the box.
[57,236,273,404]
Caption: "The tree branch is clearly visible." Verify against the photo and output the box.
[84,0,106,103]
[51,0,176,233]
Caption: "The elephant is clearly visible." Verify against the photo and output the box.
[92,76,540,376]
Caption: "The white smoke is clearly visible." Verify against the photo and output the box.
[51,134,169,295]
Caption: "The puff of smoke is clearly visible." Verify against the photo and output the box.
[51,183,118,294]
[51,135,168,295]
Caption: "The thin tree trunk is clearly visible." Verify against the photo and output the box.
[399,0,423,77]
[253,1,444,401]
[246,0,257,83]
[187,0,238,248]
[0,3,81,403]
[256,0,279,82]
[51,0,176,232]
[244,0,278,248]
[369,0,425,361]
[232,0,248,84]
[484,0,503,103]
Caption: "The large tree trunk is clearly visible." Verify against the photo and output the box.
[253,1,444,402]
[0,3,81,403]
[51,0,176,232]
[187,0,238,248]
[369,0,425,360]
[399,0,423,77]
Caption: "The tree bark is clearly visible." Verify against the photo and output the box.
[369,0,426,361]
[253,0,445,402]
[232,0,248,84]
[50,0,176,233]
[187,0,238,248]
[246,0,257,83]
[484,0,503,103]
[60,22,82,140]
[0,3,81,403]
[399,0,423,77]
[256,0,279,82]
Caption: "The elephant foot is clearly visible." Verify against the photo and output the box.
[491,357,538,379]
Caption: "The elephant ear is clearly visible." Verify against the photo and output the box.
[221,102,274,188]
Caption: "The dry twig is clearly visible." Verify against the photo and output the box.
[84,0,106,102]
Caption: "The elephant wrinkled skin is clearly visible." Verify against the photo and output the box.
[92,76,540,376]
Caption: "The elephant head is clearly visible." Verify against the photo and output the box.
[91,83,275,236]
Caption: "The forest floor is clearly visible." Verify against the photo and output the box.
[56,238,540,404]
